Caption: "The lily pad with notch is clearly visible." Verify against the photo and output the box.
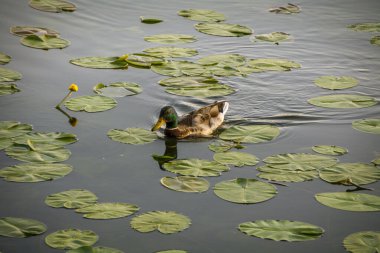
[93,82,142,98]
[76,202,139,219]
[0,121,32,139]
[160,176,209,193]
[194,22,252,37]
[219,125,280,144]
[257,165,319,182]
[178,9,226,22]
[21,34,70,50]
[252,32,292,44]
[315,192,380,211]
[165,84,236,98]
[45,189,98,208]
[159,76,219,87]
[208,139,245,152]
[0,83,20,96]
[70,57,128,69]
[314,76,358,90]
[163,158,229,177]
[0,67,22,82]
[13,132,78,146]
[213,151,259,167]
[125,53,164,68]
[143,47,198,58]
[151,60,208,77]
[308,94,377,109]
[10,26,60,37]
[247,58,301,72]
[45,229,98,250]
[144,34,197,44]
[312,145,348,156]
[29,0,76,13]
[0,217,47,238]
[107,128,157,145]
[343,231,380,253]
[352,119,380,134]
[65,95,117,113]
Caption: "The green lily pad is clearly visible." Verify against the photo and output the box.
[93,82,142,97]
[0,138,12,150]
[45,189,98,208]
[348,23,380,32]
[45,229,98,250]
[372,156,380,166]
[247,58,301,72]
[0,67,22,82]
[125,53,164,68]
[0,83,20,96]
[159,76,219,87]
[312,145,348,156]
[65,95,117,113]
[213,151,259,167]
[208,140,244,153]
[21,34,70,50]
[0,163,72,182]
[0,121,31,138]
[238,220,324,242]
[10,26,60,37]
[144,34,197,44]
[0,217,47,238]
[315,192,380,211]
[213,178,277,204]
[253,32,291,44]
[319,163,380,186]
[269,3,301,14]
[371,36,380,46]
[257,165,319,182]
[178,9,226,22]
[76,203,139,219]
[162,158,229,177]
[107,128,157,145]
[314,76,358,90]
[197,54,246,67]
[130,211,191,234]
[219,125,280,144]
[29,0,76,13]
[70,57,128,69]
[352,119,380,134]
[165,84,236,98]
[67,246,124,253]
[0,53,11,65]
[151,60,207,77]
[13,132,78,146]
[308,94,377,109]
[160,176,209,193]
[143,47,198,58]
[140,16,163,24]
[194,22,252,37]
[343,231,380,253]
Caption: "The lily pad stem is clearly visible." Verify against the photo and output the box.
[55,91,73,108]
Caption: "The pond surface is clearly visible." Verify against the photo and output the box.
[0,0,379,252]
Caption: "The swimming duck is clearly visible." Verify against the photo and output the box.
[151,101,229,139]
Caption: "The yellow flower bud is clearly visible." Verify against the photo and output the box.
[118,54,129,60]
[69,83,78,92]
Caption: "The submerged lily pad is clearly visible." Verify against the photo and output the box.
[143,47,198,58]
[70,57,128,69]
[315,192,380,211]
[194,22,252,37]
[29,0,76,13]
[10,26,60,37]
[67,246,124,253]
[312,145,348,156]
[352,119,380,134]
[308,94,377,109]
[76,203,139,219]
[21,34,70,50]
[163,159,229,177]
[0,67,22,82]
[238,220,324,242]
[45,189,98,208]
[213,151,259,167]
[0,163,72,182]
[130,211,191,234]
[314,76,358,90]
[252,32,291,44]
[219,125,280,144]
[257,165,319,182]
[269,3,301,14]
[151,60,207,77]
[125,53,164,68]
[93,82,142,97]
[247,58,301,72]
[0,53,11,65]
[0,217,47,238]
[208,140,244,153]
[140,16,163,24]
[178,9,226,22]
[65,95,117,112]
[159,76,219,87]
[343,231,380,253]
[165,84,236,98]
[371,36,380,46]
[160,176,209,193]
[45,229,98,249]
[13,132,77,146]
[347,23,380,32]
[144,34,197,44]
[0,121,32,139]
[0,83,20,96]
[107,128,157,145]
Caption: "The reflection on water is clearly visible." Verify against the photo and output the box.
[55,106,78,127]
[153,137,178,169]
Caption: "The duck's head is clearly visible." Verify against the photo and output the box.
[151,106,179,131]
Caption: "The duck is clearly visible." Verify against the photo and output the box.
[151,101,229,139]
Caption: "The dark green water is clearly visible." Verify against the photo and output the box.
[0,0,379,252]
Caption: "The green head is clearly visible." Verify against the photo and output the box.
[151,106,179,131]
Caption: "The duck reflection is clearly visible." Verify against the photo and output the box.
[152,137,178,169]
[56,106,78,127]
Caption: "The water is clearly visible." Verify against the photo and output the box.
[0,0,379,252]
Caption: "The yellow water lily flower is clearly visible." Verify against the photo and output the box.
[69,83,78,92]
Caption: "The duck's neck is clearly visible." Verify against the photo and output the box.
[166,119,178,129]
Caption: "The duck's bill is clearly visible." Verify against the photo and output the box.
[151,118,165,131]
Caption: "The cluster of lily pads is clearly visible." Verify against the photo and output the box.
[348,22,380,46]
[0,52,21,96]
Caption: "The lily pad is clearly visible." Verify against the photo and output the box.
[76,203,139,219]
[269,3,301,14]
[130,211,191,234]
[0,121,32,138]
[67,246,124,253]
[159,76,219,87]
[0,163,72,182]
[343,231,380,253]
[45,229,98,250]
[0,53,11,64]
[197,54,246,67]
[144,34,197,44]
[70,57,128,69]
[247,58,301,72]
[314,76,358,90]
[0,217,47,238]
[308,94,377,109]
[178,9,226,22]
[165,84,236,98]
[315,192,380,211]
[45,189,98,208]
[29,0,76,13]
[10,26,60,37]
[0,83,20,96]
[107,128,157,145]
[143,47,198,58]
[125,53,164,68]
[214,178,277,204]
[219,125,280,144]
[352,119,380,134]
[252,32,291,44]
[257,165,319,182]
[371,36,380,46]
[194,22,252,37]
[151,60,207,77]
[162,158,229,177]
[347,23,380,32]
[238,220,324,242]
[0,138,12,150]
[93,82,142,97]
[373,156,380,166]
[213,151,259,167]
[312,145,348,156]
[21,34,70,50]
[13,132,77,146]
[208,140,244,153]
[319,163,380,186]
[160,176,209,193]
[65,95,117,113]
[140,16,163,24]
[0,67,22,82]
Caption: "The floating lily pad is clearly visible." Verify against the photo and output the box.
[308,94,377,109]
[0,83,20,96]
[0,217,47,238]
[0,163,72,182]
[252,32,291,44]
[165,84,236,98]
[371,36,380,46]
[45,189,98,208]
[0,121,31,139]
[197,54,246,67]
[214,178,277,204]
[93,82,142,97]
[208,140,244,152]
[0,53,11,65]
[159,76,219,87]
[257,165,319,182]
[13,132,77,146]
[45,229,98,250]
[67,246,124,253]
[247,58,301,72]
[107,128,157,145]
[194,22,252,37]
[151,60,207,77]
[162,159,229,177]
[347,23,380,32]
[219,125,280,144]
[343,231,380,253]
[213,151,259,167]
[143,47,198,58]
[65,95,117,113]
[238,220,324,242]
[130,211,191,234]
[314,76,358,90]
[373,156,380,166]
[0,67,22,82]
[76,203,139,219]
[10,26,60,37]
[352,119,380,134]
[140,16,163,24]
[0,138,12,150]
[144,34,197,44]
[269,3,301,14]
[21,34,70,50]
[70,57,128,69]
[178,9,226,22]
[160,176,209,193]
[319,163,380,186]
[315,192,380,211]
[312,145,348,156]
[29,0,76,13]
[125,53,164,68]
